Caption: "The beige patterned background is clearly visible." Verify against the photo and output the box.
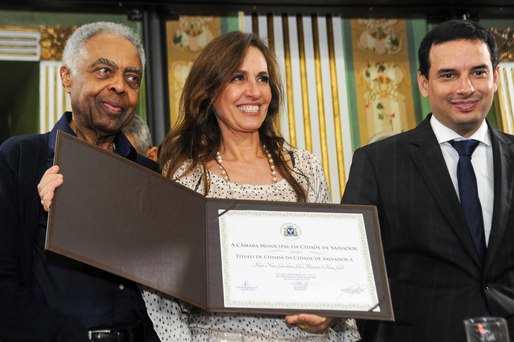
[351,19,417,145]
[166,16,221,126]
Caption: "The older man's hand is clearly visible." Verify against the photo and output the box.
[37,165,63,212]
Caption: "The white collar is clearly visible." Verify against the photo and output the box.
[430,114,490,146]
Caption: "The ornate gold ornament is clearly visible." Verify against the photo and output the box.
[39,25,76,61]
[491,27,514,62]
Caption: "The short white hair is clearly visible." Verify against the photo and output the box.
[62,21,146,71]
[123,115,153,154]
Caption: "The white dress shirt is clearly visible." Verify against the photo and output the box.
[430,115,494,245]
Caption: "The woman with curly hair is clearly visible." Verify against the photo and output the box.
[143,31,360,342]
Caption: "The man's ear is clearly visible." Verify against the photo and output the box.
[146,146,159,162]
[417,71,429,98]
[493,65,500,92]
[60,65,72,93]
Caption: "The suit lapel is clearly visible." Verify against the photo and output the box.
[484,125,514,269]
[408,116,483,266]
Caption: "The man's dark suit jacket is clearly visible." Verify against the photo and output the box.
[0,114,160,341]
[342,114,514,342]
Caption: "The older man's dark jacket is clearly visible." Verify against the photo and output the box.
[0,113,160,341]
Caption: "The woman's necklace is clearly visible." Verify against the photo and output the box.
[215,145,278,183]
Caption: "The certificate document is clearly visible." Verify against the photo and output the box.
[218,209,380,312]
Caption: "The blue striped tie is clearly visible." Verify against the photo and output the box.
[449,139,486,261]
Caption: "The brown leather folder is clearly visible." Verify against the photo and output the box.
[45,131,393,320]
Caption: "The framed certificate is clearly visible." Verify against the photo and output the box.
[46,132,393,320]
[218,210,379,313]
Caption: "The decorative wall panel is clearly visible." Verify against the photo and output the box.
[350,19,416,146]
[246,14,352,202]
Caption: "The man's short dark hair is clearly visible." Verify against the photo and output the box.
[418,20,498,78]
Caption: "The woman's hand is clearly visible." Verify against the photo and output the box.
[37,165,64,212]
[285,313,335,334]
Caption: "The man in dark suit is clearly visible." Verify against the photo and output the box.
[0,22,160,341]
[342,20,514,342]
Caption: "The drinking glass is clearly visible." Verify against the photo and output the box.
[464,317,510,342]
